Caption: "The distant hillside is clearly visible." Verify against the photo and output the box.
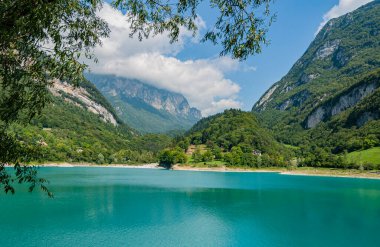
[86,74,202,133]
[6,79,171,164]
[185,109,290,158]
[252,1,380,158]
[50,79,122,126]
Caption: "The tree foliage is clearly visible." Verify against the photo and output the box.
[0,0,109,122]
[158,147,187,169]
[0,0,110,195]
[114,0,274,60]
[167,109,293,168]
[187,109,289,156]
[0,128,53,197]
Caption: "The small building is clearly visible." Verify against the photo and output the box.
[252,150,262,156]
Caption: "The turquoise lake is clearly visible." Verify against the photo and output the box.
[0,167,380,247]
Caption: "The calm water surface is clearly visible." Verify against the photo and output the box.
[0,168,380,247]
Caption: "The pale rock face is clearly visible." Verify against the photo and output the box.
[277,90,311,111]
[315,40,340,60]
[306,82,379,129]
[283,85,293,93]
[306,107,326,129]
[278,100,291,111]
[50,80,118,125]
[255,85,278,109]
[308,74,320,80]
[252,0,380,132]
[331,83,377,116]
[280,81,292,94]
[297,73,320,86]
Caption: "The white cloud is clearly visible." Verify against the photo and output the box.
[95,3,187,57]
[316,0,373,35]
[90,3,244,116]
[202,99,242,116]
[91,52,242,116]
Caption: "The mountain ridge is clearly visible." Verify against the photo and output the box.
[253,0,380,116]
[252,0,380,130]
[250,0,380,166]
[86,73,202,133]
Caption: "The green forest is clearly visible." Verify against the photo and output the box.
[5,96,172,165]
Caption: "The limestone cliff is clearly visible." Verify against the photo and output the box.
[50,80,119,126]
[86,74,202,133]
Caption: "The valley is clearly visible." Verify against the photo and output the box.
[2,0,380,174]
[2,1,380,246]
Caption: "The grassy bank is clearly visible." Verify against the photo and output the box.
[347,147,380,165]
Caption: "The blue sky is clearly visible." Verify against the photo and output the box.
[93,0,372,115]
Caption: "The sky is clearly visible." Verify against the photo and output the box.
[90,0,373,116]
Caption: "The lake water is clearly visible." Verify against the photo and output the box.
[0,167,380,247]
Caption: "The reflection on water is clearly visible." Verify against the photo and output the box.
[0,168,380,247]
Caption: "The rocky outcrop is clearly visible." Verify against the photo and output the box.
[333,47,350,68]
[305,81,379,128]
[86,74,202,133]
[306,107,326,129]
[50,80,118,125]
[277,90,311,111]
[89,75,202,120]
[314,40,340,60]
[296,73,320,86]
[189,107,203,120]
[255,85,278,110]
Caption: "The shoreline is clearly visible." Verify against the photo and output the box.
[172,165,380,179]
[280,170,380,180]
[36,163,163,169]
[171,164,279,173]
[14,163,380,179]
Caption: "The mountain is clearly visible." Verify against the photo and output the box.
[254,1,380,114]
[251,1,380,166]
[50,79,122,126]
[252,1,380,140]
[6,79,171,164]
[86,74,202,133]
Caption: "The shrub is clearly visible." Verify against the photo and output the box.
[202,150,214,162]
[192,147,202,163]
[158,150,175,169]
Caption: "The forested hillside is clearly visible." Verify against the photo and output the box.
[252,1,380,168]
[187,109,287,156]
[4,80,172,164]
[254,1,380,116]
[160,109,293,168]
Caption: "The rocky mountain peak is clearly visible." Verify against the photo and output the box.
[86,74,202,133]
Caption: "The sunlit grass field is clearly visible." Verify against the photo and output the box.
[347,147,380,165]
